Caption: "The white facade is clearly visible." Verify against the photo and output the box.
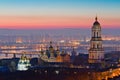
[17,55,31,71]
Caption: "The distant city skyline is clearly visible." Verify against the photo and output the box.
[0,0,120,29]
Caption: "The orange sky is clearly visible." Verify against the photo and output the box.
[0,0,120,29]
[0,15,120,29]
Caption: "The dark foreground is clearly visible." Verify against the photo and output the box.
[0,67,120,80]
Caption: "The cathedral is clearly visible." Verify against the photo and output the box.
[17,54,31,71]
[39,42,70,63]
[89,17,104,63]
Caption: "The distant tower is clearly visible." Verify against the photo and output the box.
[71,47,77,63]
[48,41,56,62]
[89,17,104,63]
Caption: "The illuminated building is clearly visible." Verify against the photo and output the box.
[39,41,70,63]
[16,37,23,43]
[48,41,56,62]
[56,54,63,62]
[56,46,63,62]
[63,54,70,62]
[89,17,104,63]
[17,54,31,71]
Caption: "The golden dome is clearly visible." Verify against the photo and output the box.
[92,17,101,30]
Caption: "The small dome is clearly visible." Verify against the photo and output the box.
[92,16,101,30]
[93,17,100,25]
[93,21,100,25]
[49,41,53,49]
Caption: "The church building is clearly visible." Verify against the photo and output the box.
[89,17,104,63]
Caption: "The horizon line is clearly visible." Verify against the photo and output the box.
[0,27,119,30]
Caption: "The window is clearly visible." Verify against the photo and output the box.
[94,32,95,37]
[97,32,98,37]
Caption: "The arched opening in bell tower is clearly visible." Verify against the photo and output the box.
[97,32,98,37]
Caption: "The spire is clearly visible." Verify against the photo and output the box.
[49,41,54,53]
[56,46,60,55]
[40,46,44,54]
[95,16,97,21]
[49,41,53,48]
[93,16,100,25]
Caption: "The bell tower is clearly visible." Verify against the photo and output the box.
[89,17,104,63]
